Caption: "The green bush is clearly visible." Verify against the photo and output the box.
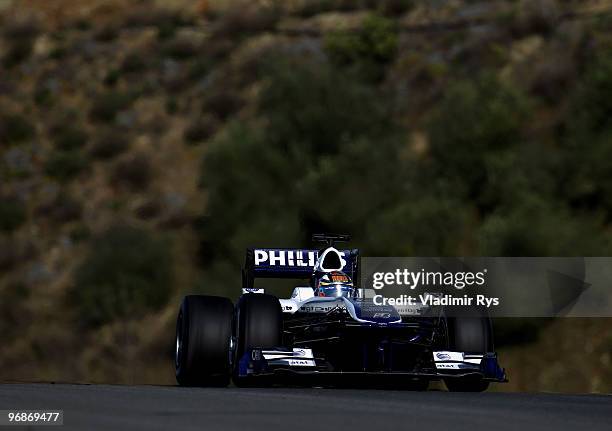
[2,18,40,67]
[90,91,136,123]
[324,13,398,79]
[0,198,27,232]
[429,74,529,152]
[52,125,88,151]
[73,18,92,31]
[45,150,87,182]
[293,0,335,18]
[165,97,179,115]
[162,38,198,60]
[0,113,35,144]
[0,282,29,335]
[184,115,219,145]
[557,49,612,218]
[3,38,34,67]
[199,57,399,269]
[120,53,147,73]
[559,130,612,219]
[112,153,152,191]
[94,24,119,42]
[478,195,610,256]
[69,223,91,243]
[193,49,612,316]
[201,89,242,120]
[256,57,390,154]
[34,85,54,107]
[568,49,612,136]
[427,74,531,200]
[363,190,470,256]
[71,225,173,327]
[89,129,130,159]
[123,6,193,40]
[212,3,281,39]
[104,69,121,86]
[373,0,413,16]
[36,191,82,223]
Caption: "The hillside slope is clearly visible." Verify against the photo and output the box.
[1,0,612,390]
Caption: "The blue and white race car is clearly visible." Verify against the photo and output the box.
[175,234,506,391]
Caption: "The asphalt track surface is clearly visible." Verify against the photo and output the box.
[0,383,610,431]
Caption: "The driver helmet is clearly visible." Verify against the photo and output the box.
[314,270,354,298]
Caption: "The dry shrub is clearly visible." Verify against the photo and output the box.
[112,153,153,191]
[183,114,220,144]
[514,0,560,36]
[89,128,130,159]
[211,1,281,39]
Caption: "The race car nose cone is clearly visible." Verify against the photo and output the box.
[350,299,401,324]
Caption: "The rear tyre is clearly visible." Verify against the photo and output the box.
[175,295,234,387]
[232,293,282,387]
[444,306,493,392]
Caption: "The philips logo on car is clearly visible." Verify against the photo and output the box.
[254,249,317,267]
[254,249,347,268]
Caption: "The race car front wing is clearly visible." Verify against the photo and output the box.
[236,347,507,383]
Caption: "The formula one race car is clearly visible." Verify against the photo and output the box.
[175,234,507,391]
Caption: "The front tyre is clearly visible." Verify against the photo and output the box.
[444,306,493,392]
[232,293,282,386]
[175,295,234,387]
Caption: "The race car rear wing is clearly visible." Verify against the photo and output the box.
[242,248,359,290]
